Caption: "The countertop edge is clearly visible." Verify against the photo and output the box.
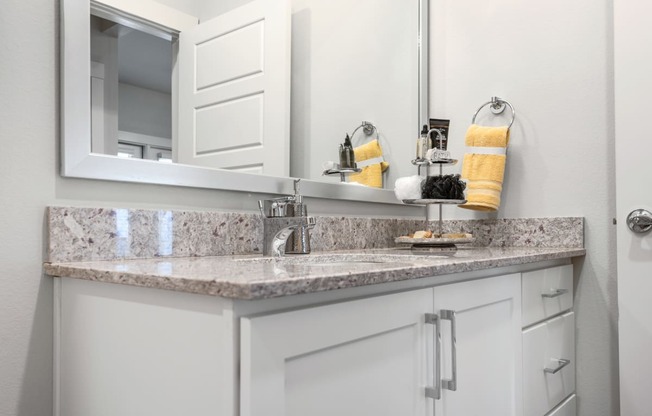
[44,248,586,300]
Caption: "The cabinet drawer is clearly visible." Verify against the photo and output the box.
[523,312,575,416]
[546,394,576,416]
[522,265,573,327]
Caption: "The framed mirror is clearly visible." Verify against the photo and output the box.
[61,0,429,203]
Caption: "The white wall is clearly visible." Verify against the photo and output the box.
[119,83,172,139]
[0,1,617,416]
[430,0,617,415]
[289,0,419,187]
[0,1,57,414]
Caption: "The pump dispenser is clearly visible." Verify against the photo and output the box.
[416,125,431,160]
[339,134,356,169]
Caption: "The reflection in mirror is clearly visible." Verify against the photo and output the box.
[90,14,174,162]
[61,0,428,203]
[88,0,421,184]
[290,0,419,189]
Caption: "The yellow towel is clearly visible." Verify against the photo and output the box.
[349,139,389,188]
[465,124,510,147]
[459,125,509,211]
[461,154,506,182]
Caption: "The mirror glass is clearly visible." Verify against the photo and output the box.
[62,0,427,202]
[90,14,174,162]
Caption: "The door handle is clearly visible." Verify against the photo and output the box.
[425,313,441,401]
[627,209,652,233]
[544,358,571,374]
[541,289,568,298]
[440,309,458,391]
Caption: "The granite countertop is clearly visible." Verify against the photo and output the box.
[44,247,585,300]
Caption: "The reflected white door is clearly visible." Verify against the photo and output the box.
[178,0,291,176]
[615,2,652,414]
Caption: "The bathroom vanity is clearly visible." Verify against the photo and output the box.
[47,248,581,416]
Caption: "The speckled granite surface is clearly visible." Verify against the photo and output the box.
[441,217,584,248]
[47,207,262,262]
[47,206,583,262]
[310,216,583,251]
[44,247,585,300]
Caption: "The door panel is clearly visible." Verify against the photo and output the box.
[195,94,263,154]
[240,289,433,416]
[178,0,290,175]
[195,21,264,88]
[285,325,421,416]
[434,274,522,416]
[615,1,652,414]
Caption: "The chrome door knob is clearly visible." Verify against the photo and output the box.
[627,209,652,233]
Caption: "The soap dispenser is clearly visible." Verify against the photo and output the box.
[416,125,431,161]
[339,134,356,169]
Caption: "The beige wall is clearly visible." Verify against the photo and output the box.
[0,0,616,415]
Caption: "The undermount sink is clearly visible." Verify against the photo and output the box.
[233,253,447,267]
[305,261,387,267]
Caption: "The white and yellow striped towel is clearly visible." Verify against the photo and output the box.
[459,124,510,212]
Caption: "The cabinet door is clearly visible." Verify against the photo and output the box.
[433,274,522,416]
[241,289,433,416]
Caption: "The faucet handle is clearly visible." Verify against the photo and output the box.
[259,179,304,218]
[259,196,295,218]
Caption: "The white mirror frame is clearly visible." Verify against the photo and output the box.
[61,0,429,202]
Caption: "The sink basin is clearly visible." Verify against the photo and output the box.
[233,253,448,267]
[294,261,391,267]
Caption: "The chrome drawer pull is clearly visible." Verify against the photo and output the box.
[440,309,457,391]
[425,313,441,400]
[541,289,568,298]
[544,358,571,374]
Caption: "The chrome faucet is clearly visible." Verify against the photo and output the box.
[259,179,317,256]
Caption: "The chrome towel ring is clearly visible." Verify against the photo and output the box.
[350,121,379,143]
[471,96,516,130]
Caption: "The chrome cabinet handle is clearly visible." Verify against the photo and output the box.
[627,209,652,233]
[544,358,571,374]
[541,289,568,298]
[440,309,457,391]
[425,313,441,400]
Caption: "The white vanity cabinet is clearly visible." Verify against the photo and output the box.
[53,260,576,416]
[240,273,522,416]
